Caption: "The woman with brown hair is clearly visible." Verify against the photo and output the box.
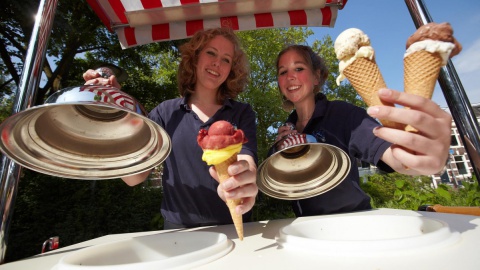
[84,27,258,229]
[272,44,451,216]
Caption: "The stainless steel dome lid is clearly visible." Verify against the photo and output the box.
[0,84,171,179]
[257,133,351,200]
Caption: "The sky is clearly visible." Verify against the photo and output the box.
[308,0,480,108]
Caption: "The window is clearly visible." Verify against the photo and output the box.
[454,155,468,174]
[451,135,459,146]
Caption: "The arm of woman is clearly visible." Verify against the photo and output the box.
[367,88,452,175]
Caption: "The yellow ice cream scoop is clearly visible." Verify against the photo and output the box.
[202,143,242,165]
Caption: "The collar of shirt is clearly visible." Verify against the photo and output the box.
[179,95,234,111]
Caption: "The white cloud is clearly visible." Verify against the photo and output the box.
[432,38,480,106]
[453,38,480,104]
[454,38,480,73]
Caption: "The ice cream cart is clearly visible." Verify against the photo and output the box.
[0,0,479,268]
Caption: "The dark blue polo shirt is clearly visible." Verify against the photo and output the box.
[148,96,257,227]
[281,93,393,216]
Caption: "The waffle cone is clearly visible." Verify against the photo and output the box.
[215,154,243,240]
[403,50,443,132]
[343,58,405,129]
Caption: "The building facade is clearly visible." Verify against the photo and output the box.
[430,103,480,188]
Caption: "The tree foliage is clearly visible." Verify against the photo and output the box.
[361,173,480,210]
[2,0,103,104]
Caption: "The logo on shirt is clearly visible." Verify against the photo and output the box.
[312,130,326,143]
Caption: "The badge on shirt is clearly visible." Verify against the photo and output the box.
[313,130,326,143]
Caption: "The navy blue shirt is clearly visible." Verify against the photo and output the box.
[278,93,393,216]
[148,96,257,227]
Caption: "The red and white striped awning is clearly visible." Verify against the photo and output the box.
[86,0,348,49]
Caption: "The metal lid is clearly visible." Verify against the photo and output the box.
[0,85,171,179]
[257,134,350,200]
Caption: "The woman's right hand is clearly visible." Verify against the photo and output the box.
[83,69,122,89]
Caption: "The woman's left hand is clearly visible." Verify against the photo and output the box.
[368,88,452,175]
[209,155,258,215]
[83,69,122,89]
[275,123,297,143]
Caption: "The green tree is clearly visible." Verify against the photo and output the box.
[1,0,104,104]
[360,173,480,210]
[0,96,14,123]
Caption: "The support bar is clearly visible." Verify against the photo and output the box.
[0,0,59,263]
[404,0,480,184]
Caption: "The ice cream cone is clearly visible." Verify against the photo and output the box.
[343,58,405,130]
[214,154,243,241]
[403,50,443,132]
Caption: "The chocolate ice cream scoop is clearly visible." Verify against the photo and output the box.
[406,22,462,57]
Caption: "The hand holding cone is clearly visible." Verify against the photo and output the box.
[334,25,461,132]
[197,120,248,240]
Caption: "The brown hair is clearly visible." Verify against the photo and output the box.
[177,27,250,102]
[275,45,329,111]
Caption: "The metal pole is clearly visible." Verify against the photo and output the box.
[0,0,59,263]
[404,0,480,183]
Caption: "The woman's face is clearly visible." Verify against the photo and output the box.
[277,50,318,104]
[195,35,234,92]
